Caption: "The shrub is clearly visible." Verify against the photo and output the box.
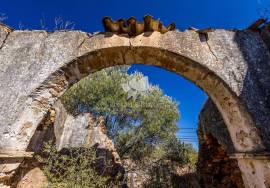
[36,142,109,188]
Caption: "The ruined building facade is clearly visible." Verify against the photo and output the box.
[0,21,270,187]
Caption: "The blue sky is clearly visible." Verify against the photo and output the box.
[1,0,269,148]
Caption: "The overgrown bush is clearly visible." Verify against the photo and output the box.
[36,142,110,188]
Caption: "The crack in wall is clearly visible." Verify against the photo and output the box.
[199,33,219,62]
[206,39,219,62]
[77,38,87,50]
[0,31,11,51]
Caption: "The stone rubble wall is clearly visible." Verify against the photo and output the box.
[28,100,120,158]
[11,100,124,187]
[197,99,244,188]
[123,159,200,188]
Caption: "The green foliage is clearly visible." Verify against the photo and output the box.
[184,143,198,168]
[144,161,176,188]
[142,140,198,188]
[164,137,197,165]
[36,142,109,188]
[60,66,198,186]
[61,66,180,161]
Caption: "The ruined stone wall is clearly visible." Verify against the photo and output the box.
[197,99,244,188]
[1,23,270,187]
[11,100,124,187]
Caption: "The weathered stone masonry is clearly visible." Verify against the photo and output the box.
[0,23,270,187]
[198,99,244,188]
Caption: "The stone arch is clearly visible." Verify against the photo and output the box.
[7,45,263,153]
[1,29,270,187]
